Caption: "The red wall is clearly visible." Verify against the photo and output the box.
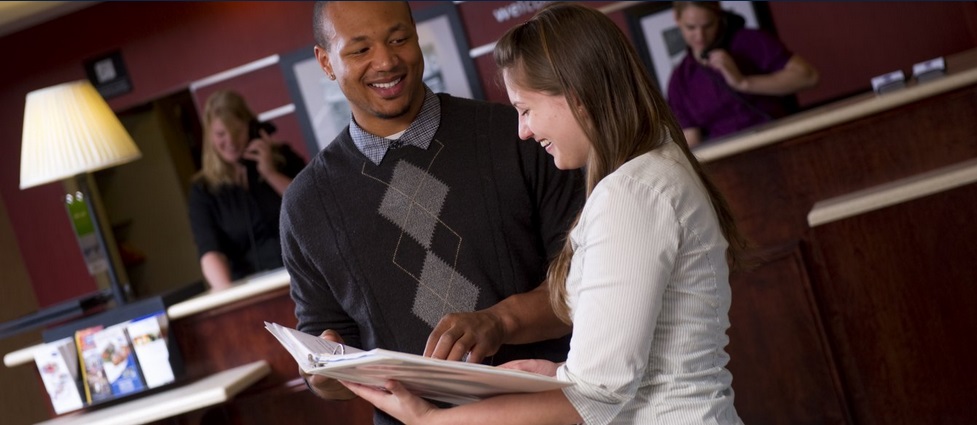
[2,1,976,308]
[0,2,319,307]
[769,2,977,107]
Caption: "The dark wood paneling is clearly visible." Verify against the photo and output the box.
[172,288,297,383]
[221,385,374,425]
[169,288,375,425]
[701,78,977,424]
[726,244,850,425]
[805,184,977,425]
[704,84,977,247]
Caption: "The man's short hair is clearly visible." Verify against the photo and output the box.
[311,1,414,52]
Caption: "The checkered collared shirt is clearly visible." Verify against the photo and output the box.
[349,86,440,165]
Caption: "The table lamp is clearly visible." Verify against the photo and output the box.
[19,80,142,306]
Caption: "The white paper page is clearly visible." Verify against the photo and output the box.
[128,315,175,388]
[264,322,365,372]
[34,337,85,414]
[265,322,572,406]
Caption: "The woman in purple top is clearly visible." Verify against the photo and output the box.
[667,2,819,146]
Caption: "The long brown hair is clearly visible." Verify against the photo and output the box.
[494,2,746,324]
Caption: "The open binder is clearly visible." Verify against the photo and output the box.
[264,322,572,405]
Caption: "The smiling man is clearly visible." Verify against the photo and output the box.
[314,1,426,135]
[280,2,585,424]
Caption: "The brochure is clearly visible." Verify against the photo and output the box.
[127,313,175,388]
[33,337,85,414]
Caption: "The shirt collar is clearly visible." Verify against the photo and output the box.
[349,86,440,165]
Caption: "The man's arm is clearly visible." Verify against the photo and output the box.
[281,177,362,400]
[423,284,571,363]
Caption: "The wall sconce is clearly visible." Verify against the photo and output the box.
[20,80,142,306]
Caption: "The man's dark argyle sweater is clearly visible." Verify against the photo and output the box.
[282,93,584,368]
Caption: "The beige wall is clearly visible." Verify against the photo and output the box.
[99,95,203,298]
[0,193,49,424]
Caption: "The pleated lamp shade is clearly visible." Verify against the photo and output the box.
[20,80,141,190]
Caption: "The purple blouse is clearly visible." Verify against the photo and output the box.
[667,28,793,141]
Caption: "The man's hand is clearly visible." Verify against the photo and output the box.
[423,285,572,363]
[301,330,357,400]
[424,311,505,363]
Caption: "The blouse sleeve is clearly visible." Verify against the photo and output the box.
[557,173,681,425]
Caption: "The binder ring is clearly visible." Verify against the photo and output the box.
[333,344,345,355]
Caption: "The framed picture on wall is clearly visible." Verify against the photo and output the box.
[625,1,772,97]
[280,2,483,155]
[413,3,484,101]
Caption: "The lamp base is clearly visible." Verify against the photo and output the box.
[68,174,131,306]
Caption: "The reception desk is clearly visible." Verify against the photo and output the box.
[804,160,977,425]
[696,48,977,164]
[693,47,977,425]
[8,47,977,425]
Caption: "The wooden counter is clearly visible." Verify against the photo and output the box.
[695,48,977,163]
[699,48,977,425]
[804,161,977,425]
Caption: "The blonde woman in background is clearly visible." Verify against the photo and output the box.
[188,90,305,290]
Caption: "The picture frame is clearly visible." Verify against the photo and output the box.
[84,50,133,99]
[625,1,773,97]
[280,3,483,154]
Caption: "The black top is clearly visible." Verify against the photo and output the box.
[188,145,306,280]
